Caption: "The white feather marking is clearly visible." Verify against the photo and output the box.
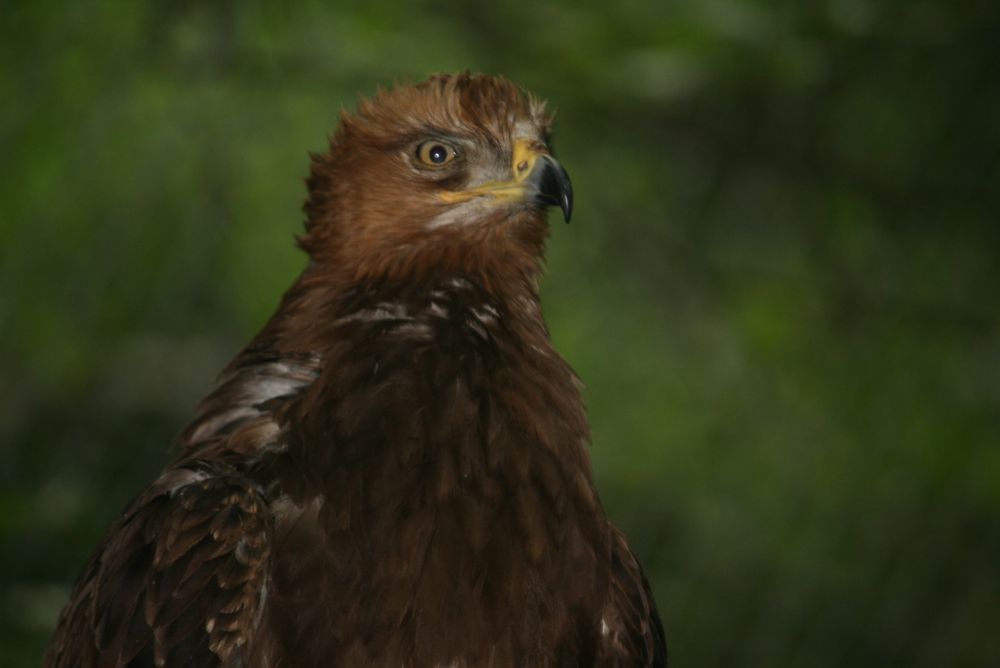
[335,302,411,324]
[187,357,319,444]
[472,303,500,323]
[392,322,434,339]
[159,467,211,494]
[186,406,261,443]
[425,197,496,230]
[466,318,488,339]
[243,376,306,404]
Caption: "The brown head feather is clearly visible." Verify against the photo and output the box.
[300,72,553,291]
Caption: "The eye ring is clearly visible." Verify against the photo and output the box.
[415,141,457,167]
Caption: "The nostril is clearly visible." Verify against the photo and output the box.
[517,160,529,172]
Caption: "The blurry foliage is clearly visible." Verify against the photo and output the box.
[2,0,999,665]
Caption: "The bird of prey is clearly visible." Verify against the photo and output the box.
[45,72,666,667]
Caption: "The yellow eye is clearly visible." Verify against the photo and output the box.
[416,141,457,167]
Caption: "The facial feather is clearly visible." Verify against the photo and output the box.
[298,72,558,288]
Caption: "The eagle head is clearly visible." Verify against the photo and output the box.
[299,72,572,285]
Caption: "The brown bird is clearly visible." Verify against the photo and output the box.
[45,72,666,667]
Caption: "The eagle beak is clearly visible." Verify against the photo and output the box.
[438,138,574,223]
[533,154,573,224]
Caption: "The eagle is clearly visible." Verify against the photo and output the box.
[45,72,666,667]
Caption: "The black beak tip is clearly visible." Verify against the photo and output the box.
[559,175,573,224]
[537,156,574,224]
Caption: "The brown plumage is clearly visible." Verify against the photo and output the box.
[45,72,666,667]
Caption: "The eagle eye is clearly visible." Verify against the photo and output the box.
[416,141,457,167]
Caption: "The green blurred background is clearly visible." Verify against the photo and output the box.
[3,1,999,665]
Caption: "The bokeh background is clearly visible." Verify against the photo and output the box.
[3,1,999,665]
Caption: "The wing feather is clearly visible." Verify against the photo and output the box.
[44,464,272,668]
[600,526,668,667]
